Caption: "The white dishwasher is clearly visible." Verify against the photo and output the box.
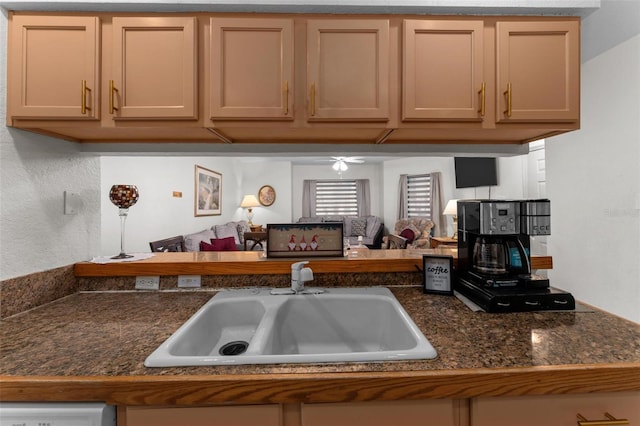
[0,403,115,426]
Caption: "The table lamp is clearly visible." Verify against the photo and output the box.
[240,194,260,226]
[109,185,139,259]
[443,199,459,239]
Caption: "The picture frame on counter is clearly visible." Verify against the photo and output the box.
[195,165,222,217]
[423,254,454,295]
[266,223,344,258]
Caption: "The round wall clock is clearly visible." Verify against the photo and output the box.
[258,185,276,206]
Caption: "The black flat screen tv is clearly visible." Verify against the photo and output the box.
[454,157,498,188]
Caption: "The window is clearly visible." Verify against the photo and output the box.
[404,174,432,218]
[314,180,358,216]
[302,179,370,217]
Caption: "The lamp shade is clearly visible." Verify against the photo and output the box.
[443,199,458,216]
[240,194,260,208]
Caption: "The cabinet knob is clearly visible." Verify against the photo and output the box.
[576,412,630,426]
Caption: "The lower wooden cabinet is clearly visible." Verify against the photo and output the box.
[120,400,467,426]
[301,400,467,426]
[120,393,639,426]
[121,404,282,426]
[471,392,640,426]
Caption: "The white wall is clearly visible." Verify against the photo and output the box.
[98,155,526,253]
[100,157,293,254]
[0,129,101,280]
[546,34,640,323]
[382,156,526,236]
[236,158,293,226]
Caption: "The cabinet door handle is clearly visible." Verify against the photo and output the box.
[109,80,119,114]
[478,81,486,117]
[81,80,91,115]
[310,83,316,116]
[284,80,289,115]
[577,412,630,426]
[503,82,512,117]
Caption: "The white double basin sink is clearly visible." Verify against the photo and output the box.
[145,287,437,367]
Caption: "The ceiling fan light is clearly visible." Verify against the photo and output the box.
[339,161,348,171]
[332,161,340,171]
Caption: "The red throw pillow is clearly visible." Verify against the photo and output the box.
[399,228,415,243]
[212,236,238,251]
[200,240,217,251]
[199,237,237,251]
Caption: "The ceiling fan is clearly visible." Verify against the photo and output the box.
[329,156,364,172]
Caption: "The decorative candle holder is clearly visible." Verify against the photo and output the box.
[109,185,139,259]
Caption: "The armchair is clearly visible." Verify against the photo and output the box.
[382,217,435,249]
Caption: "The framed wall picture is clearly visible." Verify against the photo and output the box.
[423,254,454,295]
[258,184,276,206]
[195,165,222,216]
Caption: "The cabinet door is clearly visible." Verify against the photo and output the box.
[124,404,282,426]
[403,20,484,121]
[111,17,197,120]
[210,18,294,120]
[496,21,579,123]
[302,400,465,426]
[472,392,640,426]
[307,19,389,122]
[8,15,100,119]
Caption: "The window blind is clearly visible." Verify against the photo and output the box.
[405,174,432,218]
[314,180,358,216]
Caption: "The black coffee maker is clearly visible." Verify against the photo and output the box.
[455,199,575,312]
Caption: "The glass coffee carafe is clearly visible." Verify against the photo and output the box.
[472,237,508,275]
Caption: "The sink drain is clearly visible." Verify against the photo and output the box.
[219,341,249,356]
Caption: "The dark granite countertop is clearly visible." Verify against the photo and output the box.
[1,287,639,404]
[2,287,639,375]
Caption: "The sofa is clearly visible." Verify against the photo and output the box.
[183,220,253,252]
[382,217,435,249]
[297,215,384,249]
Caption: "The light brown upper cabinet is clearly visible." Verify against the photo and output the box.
[110,17,197,120]
[209,18,294,120]
[496,21,580,123]
[306,19,390,122]
[8,15,100,120]
[403,20,485,122]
